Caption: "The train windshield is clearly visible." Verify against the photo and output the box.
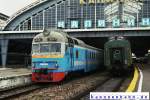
[32,43,61,53]
[49,43,61,53]
[40,44,49,53]
[40,43,61,53]
[32,44,39,53]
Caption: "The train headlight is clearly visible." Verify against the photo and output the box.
[55,63,59,68]
[32,63,35,68]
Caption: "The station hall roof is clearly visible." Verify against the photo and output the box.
[4,0,50,30]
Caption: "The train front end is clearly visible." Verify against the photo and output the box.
[31,30,66,82]
[104,37,132,75]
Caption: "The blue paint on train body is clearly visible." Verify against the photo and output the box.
[32,45,103,73]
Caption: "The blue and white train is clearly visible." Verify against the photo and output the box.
[32,29,103,82]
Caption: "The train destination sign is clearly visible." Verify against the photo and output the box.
[80,0,143,4]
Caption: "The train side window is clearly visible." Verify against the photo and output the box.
[89,52,91,59]
[67,37,74,47]
[70,38,74,44]
[93,53,94,59]
[74,40,78,45]
[76,50,79,59]
[90,52,91,59]
[92,53,94,59]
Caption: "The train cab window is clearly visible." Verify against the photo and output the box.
[74,40,78,45]
[40,43,61,53]
[40,44,49,53]
[32,44,39,53]
[76,50,79,59]
[49,43,61,52]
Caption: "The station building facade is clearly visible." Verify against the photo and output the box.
[3,0,150,31]
[0,13,9,30]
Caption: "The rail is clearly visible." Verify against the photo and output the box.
[0,84,49,99]
[7,72,109,99]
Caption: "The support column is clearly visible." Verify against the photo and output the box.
[55,4,58,29]
[43,10,45,30]
[0,39,9,68]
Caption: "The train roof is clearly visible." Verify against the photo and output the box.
[33,29,102,51]
[33,29,68,42]
[105,39,130,48]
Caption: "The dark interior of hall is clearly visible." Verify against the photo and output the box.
[7,39,32,66]
[128,37,150,57]
[81,36,150,57]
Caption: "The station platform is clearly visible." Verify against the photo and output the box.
[0,68,32,90]
[141,64,150,92]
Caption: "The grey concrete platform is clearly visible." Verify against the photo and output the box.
[0,68,32,90]
[139,64,150,92]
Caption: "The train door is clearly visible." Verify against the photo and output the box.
[110,48,124,65]
[85,50,88,72]
[68,38,74,69]
[70,46,74,68]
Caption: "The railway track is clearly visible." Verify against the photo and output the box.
[0,83,49,100]
[81,77,125,100]
[1,71,130,100]
[10,72,109,100]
